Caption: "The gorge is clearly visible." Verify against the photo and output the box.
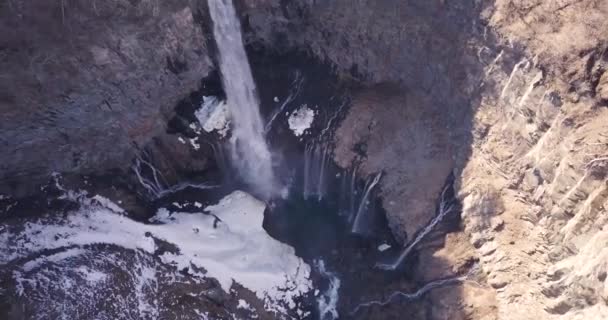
[1,0,608,319]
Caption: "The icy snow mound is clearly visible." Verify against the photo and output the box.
[288,105,315,136]
[195,95,231,137]
[0,191,311,315]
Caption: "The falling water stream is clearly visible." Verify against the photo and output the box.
[351,172,383,234]
[208,0,277,198]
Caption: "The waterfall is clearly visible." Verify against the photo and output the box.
[265,71,304,133]
[375,183,455,271]
[302,141,331,201]
[208,0,276,198]
[351,172,382,234]
[349,166,359,221]
[338,166,358,217]
[203,141,232,183]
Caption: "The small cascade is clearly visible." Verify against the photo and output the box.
[303,141,332,201]
[315,260,341,320]
[337,165,359,218]
[350,267,475,316]
[500,58,529,101]
[208,0,276,198]
[132,156,217,199]
[348,166,359,222]
[132,156,169,199]
[351,172,383,234]
[265,71,304,133]
[318,100,347,139]
[204,141,231,182]
[376,182,455,271]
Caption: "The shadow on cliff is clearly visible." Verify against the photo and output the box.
[240,0,502,318]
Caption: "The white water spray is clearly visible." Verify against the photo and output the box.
[208,0,276,198]
[351,172,382,234]
[315,260,341,320]
[376,183,455,270]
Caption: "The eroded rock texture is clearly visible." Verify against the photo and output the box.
[333,86,454,244]
[240,0,608,319]
[0,0,211,196]
[1,0,607,319]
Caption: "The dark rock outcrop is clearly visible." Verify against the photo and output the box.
[0,0,211,196]
[239,0,488,242]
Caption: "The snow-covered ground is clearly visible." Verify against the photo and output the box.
[0,190,311,317]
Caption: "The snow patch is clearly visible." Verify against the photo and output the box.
[238,299,254,312]
[22,248,86,272]
[92,195,125,214]
[134,259,158,318]
[195,96,231,137]
[76,266,108,283]
[0,191,311,315]
[377,243,392,252]
[288,105,315,136]
[189,137,201,150]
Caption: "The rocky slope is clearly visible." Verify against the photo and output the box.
[458,1,608,319]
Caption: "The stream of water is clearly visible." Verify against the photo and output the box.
[208,0,277,199]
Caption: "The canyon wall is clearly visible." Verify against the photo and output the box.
[459,1,608,319]
[241,0,608,319]
[0,0,607,318]
[0,0,211,196]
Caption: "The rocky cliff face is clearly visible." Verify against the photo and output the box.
[459,1,608,319]
[0,0,211,196]
[240,0,608,319]
[242,0,484,243]
[1,0,607,319]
